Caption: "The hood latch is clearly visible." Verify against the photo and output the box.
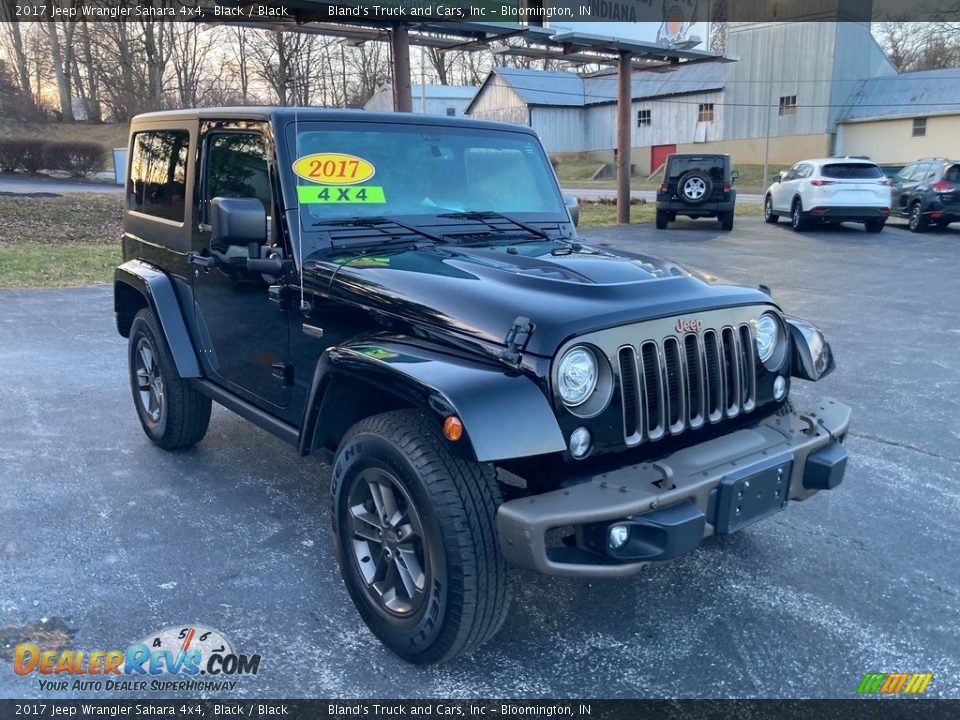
[500,316,534,367]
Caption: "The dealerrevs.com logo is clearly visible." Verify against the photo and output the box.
[13,625,261,692]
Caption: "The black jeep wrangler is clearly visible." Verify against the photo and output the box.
[656,153,738,230]
[115,108,849,664]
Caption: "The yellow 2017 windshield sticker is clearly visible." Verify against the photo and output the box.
[297,185,385,204]
[293,153,375,185]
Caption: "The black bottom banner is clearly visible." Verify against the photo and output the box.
[0,699,957,720]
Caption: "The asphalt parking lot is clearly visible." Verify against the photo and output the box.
[1,215,958,699]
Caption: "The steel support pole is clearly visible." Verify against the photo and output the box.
[616,51,632,224]
[391,23,413,113]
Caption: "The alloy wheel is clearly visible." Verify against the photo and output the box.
[765,197,773,220]
[910,205,921,231]
[134,336,164,427]
[347,467,428,616]
[683,177,706,200]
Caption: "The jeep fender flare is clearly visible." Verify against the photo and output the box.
[114,259,201,378]
[298,338,567,463]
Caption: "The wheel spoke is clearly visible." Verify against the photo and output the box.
[350,505,383,543]
[139,345,153,372]
[366,480,387,523]
[377,478,402,526]
[396,545,425,593]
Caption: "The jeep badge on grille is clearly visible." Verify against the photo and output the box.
[675,318,703,333]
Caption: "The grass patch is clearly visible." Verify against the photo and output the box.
[578,201,762,228]
[0,243,120,288]
[0,194,123,245]
[0,193,123,287]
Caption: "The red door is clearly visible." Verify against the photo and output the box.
[651,144,676,174]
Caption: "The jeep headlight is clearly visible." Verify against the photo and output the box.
[557,346,598,407]
[756,313,780,364]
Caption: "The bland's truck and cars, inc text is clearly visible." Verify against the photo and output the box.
[115,107,849,664]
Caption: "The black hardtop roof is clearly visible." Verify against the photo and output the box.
[130,107,537,136]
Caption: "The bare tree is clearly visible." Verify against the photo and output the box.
[2,23,34,103]
[872,21,960,72]
[170,24,219,108]
[72,20,102,121]
[43,1,75,120]
[345,41,390,107]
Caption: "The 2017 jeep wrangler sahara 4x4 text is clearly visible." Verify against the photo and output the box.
[115,108,850,664]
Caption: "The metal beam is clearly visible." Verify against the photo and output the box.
[390,23,412,113]
[617,51,632,225]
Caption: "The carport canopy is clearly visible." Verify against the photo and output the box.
[212,4,736,222]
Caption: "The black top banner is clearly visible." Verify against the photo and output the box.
[2,0,960,23]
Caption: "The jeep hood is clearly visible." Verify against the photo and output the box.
[304,240,774,356]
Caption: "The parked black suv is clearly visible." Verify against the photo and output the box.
[889,157,960,232]
[656,153,738,230]
[115,108,849,664]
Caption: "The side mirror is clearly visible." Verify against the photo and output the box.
[730,170,740,182]
[563,195,579,227]
[785,317,836,382]
[210,197,267,252]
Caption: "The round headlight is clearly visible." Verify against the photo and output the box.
[557,346,598,406]
[756,313,780,364]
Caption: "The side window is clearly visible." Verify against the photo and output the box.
[895,163,916,182]
[785,164,801,181]
[204,133,271,220]
[909,163,932,181]
[127,130,189,223]
[798,164,813,179]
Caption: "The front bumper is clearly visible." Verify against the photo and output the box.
[497,399,851,577]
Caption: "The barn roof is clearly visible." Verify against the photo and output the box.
[468,63,723,112]
[839,68,960,123]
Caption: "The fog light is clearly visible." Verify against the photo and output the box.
[608,524,629,550]
[773,375,787,400]
[569,427,591,458]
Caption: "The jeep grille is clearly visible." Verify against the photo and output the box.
[617,324,756,445]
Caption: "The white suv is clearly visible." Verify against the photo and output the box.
[763,158,891,233]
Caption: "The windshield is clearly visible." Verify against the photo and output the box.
[286,122,565,233]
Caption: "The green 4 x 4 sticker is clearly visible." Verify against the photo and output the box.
[298,185,385,204]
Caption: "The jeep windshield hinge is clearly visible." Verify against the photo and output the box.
[500,316,534,367]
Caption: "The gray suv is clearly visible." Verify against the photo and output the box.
[889,157,960,232]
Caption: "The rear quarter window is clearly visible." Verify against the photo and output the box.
[127,130,190,222]
[821,163,884,180]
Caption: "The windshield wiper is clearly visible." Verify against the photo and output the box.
[436,211,551,240]
[313,216,446,244]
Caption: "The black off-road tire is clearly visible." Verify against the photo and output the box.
[763,195,779,224]
[677,170,712,205]
[331,410,512,664]
[655,210,668,229]
[864,218,886,233]
[720,211,734,231]
[128,308,211,450]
